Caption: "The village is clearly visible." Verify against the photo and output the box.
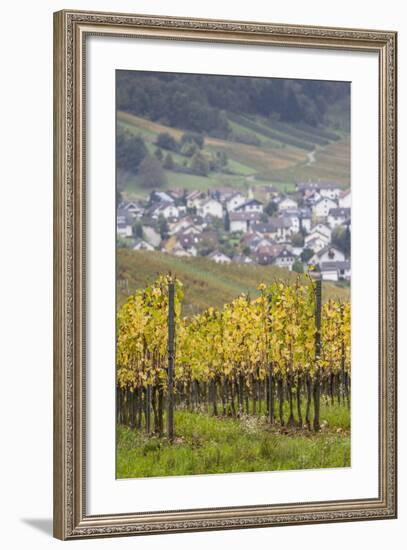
[117,181,351,283]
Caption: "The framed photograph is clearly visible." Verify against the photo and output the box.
[53,9,397,540]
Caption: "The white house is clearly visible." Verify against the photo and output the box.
[304,233,330,253]
[176,233,200,256]
[117,221,132,239]
[252,222,278,240]
[197,198,223,219]
[298,181,341,200]
[297,182,319,193]
[186,190,205,209]
[278,196,298,211]
[133,239,154,251]
[301,217,312,233]
[311,246,345,266]
[318,182,342,200]
[180,224,202,236]
[299,209,312,233]
[339,189,351,208]
[292,246,303,257]
[282,210,301,233]
[273,248,296,271]
[253,237,275,252]
[327,207,351,229]
[225,192,247,212]
[229,212,261,233]
[208,250,231,264]
[303,189,321,206]
[235,199,264,215]
[270,217,293,242]
[151,191,174,204]
[117,208,133,238]
[320,260,351,282]
[312,197,338,219]
[254,219,292,242]
[309,223,332,242]
[121,200,145,219]
[169,218,192,235]
[264,185,280,200]
[320,262,340,282]
[150,202,180,220]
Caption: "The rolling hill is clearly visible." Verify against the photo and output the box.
[117,249,350,315]
[117,110,350,202]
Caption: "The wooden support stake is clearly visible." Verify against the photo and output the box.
[167,281,175,441]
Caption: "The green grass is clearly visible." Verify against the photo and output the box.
[228,114,315,151]
[117,250,350,313]
[122,170,252,200]
[116,404,350,478]
[256,179,297,194]
[227,117,282,148]
[118,109,350,194]
[272,137,351,186]
[219,156,256,175]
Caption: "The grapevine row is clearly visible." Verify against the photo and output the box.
[116,275,350,436]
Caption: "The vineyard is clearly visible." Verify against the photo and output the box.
[116,274,351,446]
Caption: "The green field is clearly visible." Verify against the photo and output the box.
[117,403,350,478]
[117,250,350,313]
[121,169,250,198]
[117,110,350,200]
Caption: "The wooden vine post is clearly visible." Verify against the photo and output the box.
[167,279,175,442]
[267,293,274,424]
[340,302,346,403]
[313,272,322,432]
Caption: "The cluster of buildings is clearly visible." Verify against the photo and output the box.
[117,181,351,282]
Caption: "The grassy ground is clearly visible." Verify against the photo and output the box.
[117,250,350,313]
[116,403,350,478]
[117,110,350,190]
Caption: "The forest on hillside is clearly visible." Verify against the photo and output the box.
[117,71,350,138]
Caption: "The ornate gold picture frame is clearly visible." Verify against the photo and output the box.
[53,9,397,540]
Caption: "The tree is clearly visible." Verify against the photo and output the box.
[224,210,230,231]
[163,153,175,170]
[332,224,351,258]
[158,215,169,240]
[265,201,278,217]
[132,220,143,239]
[154,148,163,161]
[116,128,147,174]
[260,212,269,223]
[292,260,304,273]
[291,231,305,247]
[180,132,205,149]
[180,140,198,158]
[190,152,209,176]
[117,71,349,132]
[300,248,314,263]
[156,132,179,152]
[138,155,167,189]
[209,150,229,171]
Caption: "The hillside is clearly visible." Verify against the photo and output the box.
[117,249,350,314]
[117,110,350,202]
[117,71,350,132]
